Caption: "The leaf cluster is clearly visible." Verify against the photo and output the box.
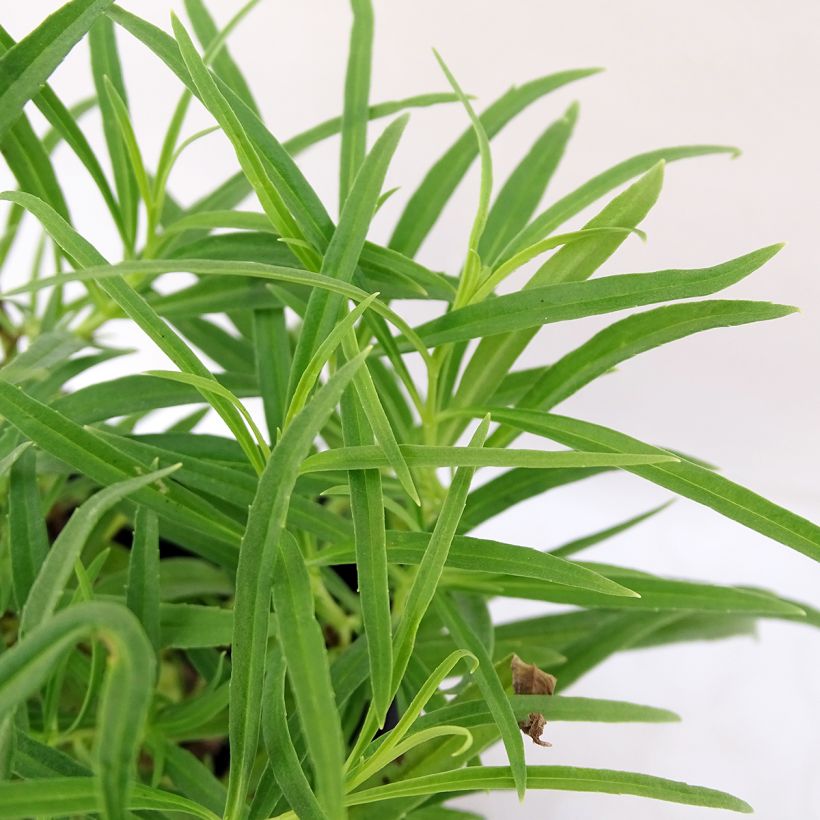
[0,2,815,818]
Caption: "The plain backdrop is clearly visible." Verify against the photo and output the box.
[4,2,820,818]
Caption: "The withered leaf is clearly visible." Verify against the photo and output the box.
[511,654,557,696]
[511,654,557,747]
[519,712,551,747]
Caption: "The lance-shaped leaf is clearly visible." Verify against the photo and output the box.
[549,502,672,558]
[8,447,49,609]
[224,350,367,818]
[488,408,820,563]
[171,13,314,267]
[0,257,429,362]
[443,571,804,616]
[406,244,783,348]
[435,593,526,798]
[273,531,346,820]
[487,298,796,449]
[21,464,180,635]
[479,102,578,265]
[261,645,324,820]
[126,505,161,651]
[184,0,260,114]
[289,114,408,389]
[314,530,636,598]
[109,7,334,253]
[340,0,374,201]
[501,144,739,261]
[0,380,241,565]
[89,14,137,246]
[0,0,114,141]
[448,163,664,444]
[0,191,266,472]
[0,24,121,232]
[1,109,70,221]
[340,387,393,721]
[389,68,601,256]
[413,694,680,733]
[0,778,219,819]
[0,602,155,819]
[345,765,752,813]
[301,443,678,473]
[391,418,490,696]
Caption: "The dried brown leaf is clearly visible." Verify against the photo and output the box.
[511,654,557,747]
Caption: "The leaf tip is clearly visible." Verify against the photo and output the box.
[564,100,580,121]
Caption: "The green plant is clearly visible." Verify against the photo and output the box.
[0,1,816,818]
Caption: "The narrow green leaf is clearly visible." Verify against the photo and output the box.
[172,13,316,268]
[435,594,526,798]
[461,466,607,532]
[432,50,492,306]
[479,102,577,265]
[1,110,70,220]
[501,145,740,261]
[349,650,477,790]
[287,293,378,426]
[284,92,461,156]
[126,505,161,651]
[301,444,678,473]
[550,502,672,558]
[184,0,260,114]
[488,299,796,450]
[8,447,49,608]
[0,329,86,385]
[111,6,335,252]
[340,388,393,721]
[0,602,156,819]
[261,645,324,820]
[407,244,783,348]
[389,69,601,256]
[224,351,367,818]
[391,417,490,696]
[340,0,374,202]
[0,255,430,361]
[559,612,681,688]
[101,75,152,214]
[273,531,347,820]
[89,13,138,247]
[314,530,636,598]
[444,570,804,616]
[448,163,665,443]
[0,191,266,473]
[155,740,227,816]
[289,114,408,391]
[414,694,680,732]
[145,369,268,459]
[171,315,255,374]
[254,306,290,438]
[488,408,820,563]
[0,25,121,231]
[0,777,219,819]
[0,442,30,477]
[54,371,255,425]
[340,331,421,505]
[13,728,91,778]
[345,765,752,813]
[0,0,114,141]
[21,464,180,635]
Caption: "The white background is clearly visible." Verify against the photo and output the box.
[4,1,820,817]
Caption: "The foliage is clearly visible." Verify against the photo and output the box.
[0,1,815,818]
